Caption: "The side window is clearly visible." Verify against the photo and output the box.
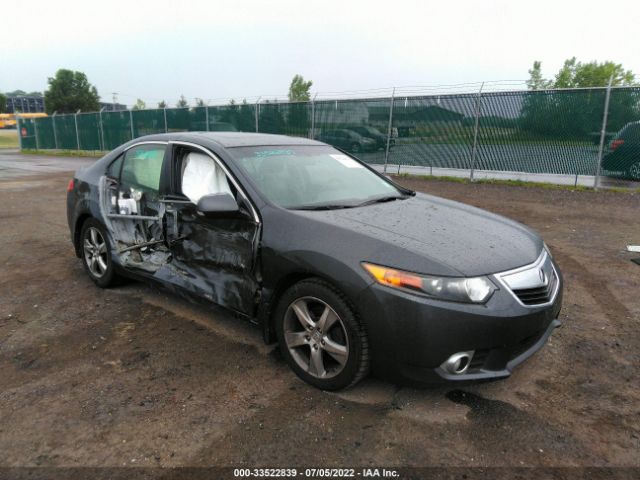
[121,144,166,193]
[181,151,233,204]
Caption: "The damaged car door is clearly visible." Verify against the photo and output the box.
[101,142,171,273]
[162,146,260,316]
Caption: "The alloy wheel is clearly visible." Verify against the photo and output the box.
[283,296,349,379]
[629,161,640,180]
[83,227,108,278]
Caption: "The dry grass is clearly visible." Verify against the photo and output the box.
[0,130,18,149]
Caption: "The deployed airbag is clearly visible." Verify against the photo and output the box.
[182,152,232,204]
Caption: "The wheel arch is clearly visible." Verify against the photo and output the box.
[261,271,362,345]
[73,213,93,258]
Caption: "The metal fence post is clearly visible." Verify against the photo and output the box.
[383,87,396,174]
[205,104,209,131]
[52,112,59,150]
[594,76,614,190]
[469,82,484,181]
[310,93,317,139]
[74,110,81,151]
[16,116,23,150]
[34,117,39,151]
[129,109,134,140]
[99,107,105,151]
[255,97,261,132]
[163,107,168,133]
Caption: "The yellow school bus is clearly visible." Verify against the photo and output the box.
[0,112,48,129]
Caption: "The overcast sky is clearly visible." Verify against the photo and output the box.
[3,0,639,106]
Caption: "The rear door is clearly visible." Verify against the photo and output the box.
[162,144,261,315]
[101,142,171,273]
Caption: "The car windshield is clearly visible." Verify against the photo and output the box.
[229,145,407,209]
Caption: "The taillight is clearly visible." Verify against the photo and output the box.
[611,139,625,151]
[67,179,75,192]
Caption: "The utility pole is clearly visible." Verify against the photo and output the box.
[112,92,118,111]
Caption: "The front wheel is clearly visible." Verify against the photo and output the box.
[80,218,118,288]
[275,279,369,390]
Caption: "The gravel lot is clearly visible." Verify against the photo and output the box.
[0,153,639,473]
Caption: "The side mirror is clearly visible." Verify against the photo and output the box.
[196,193,242,218]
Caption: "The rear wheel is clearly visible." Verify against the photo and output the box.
[627,161,640,180]
[275,279,369,390]
[80,218,118,288]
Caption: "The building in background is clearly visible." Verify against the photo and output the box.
[5,94,45,113]
[99,102,128,111]
[3,95,127,113]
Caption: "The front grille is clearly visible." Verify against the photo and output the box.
[512,271,557,305]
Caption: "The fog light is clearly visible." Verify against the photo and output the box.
[441,351,475,375]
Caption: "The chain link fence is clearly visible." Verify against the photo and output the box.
[16,86,640,186]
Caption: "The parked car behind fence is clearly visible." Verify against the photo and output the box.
[602,121,640,180]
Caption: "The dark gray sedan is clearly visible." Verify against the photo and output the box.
[67,132,563,390]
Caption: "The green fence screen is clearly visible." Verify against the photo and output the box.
[17,87,640,181]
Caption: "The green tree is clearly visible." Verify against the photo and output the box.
[527,58,637,90]
[553,58,636,88]
[522,59,640,139]
[0,92,6,113]
[195,98,205,107]
[288,74,313,102]
[132,98,146,110]
[158,100,167,108]
[526,61,552,90]
[44,69,100,114]
[176,95,189,108]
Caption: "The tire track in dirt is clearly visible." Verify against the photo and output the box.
[552,249,633,327]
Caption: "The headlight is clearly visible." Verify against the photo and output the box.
[362,262,496,303]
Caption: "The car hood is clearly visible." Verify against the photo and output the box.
[294,193,542,277]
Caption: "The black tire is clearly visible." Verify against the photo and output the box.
[351,143,361,153]
[275,278,369,390]
[627,161,640,181]
[80,218,119,288]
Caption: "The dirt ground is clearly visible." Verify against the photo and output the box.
[0,158,639,472]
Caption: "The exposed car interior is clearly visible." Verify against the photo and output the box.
[101,144,242,273]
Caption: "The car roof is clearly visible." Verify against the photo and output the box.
[131,131,325,148]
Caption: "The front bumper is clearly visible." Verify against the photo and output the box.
[355,264,563,384]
